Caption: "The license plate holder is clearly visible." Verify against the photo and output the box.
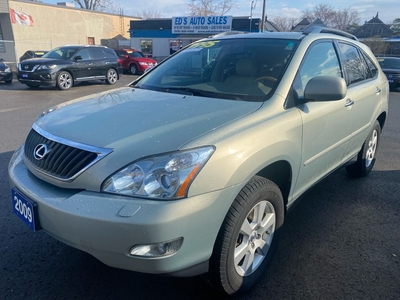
[22,73,28,78]
[11,189,41,231]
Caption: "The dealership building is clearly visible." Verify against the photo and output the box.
[128,16,279,62]
[0,0,279,70]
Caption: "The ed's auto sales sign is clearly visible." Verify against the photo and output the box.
[172,16,233,34]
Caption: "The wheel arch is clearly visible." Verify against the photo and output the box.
[377,111,386,131]
[255,160,292,207]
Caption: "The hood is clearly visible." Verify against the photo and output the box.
[19,58,70,65]
[382,68,400,74]
[0,62,8,71]
[133,57,157,63]
[35,87,262,156]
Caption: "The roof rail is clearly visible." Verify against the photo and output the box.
[302,26,358,41]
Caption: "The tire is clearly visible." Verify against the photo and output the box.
[346,120,381,177]
[129,64,137,75]
[26,82,40,88]
[5,79,12,84]
[106,68,118,85]
[57,71,73,90]
[205,176,285,295]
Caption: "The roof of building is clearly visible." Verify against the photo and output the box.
[353,13,393,39]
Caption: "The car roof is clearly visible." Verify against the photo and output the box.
[208,26,358,42]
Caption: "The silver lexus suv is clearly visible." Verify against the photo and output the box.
[9,27,389,295]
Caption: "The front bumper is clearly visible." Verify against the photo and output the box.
[17,70,57,86]
[0,71,13,81]
[8,147,238,276]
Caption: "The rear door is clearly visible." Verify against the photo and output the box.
[88,47,108,78]
[337,42,384,160]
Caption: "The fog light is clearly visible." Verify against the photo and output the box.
[129,237,183,258]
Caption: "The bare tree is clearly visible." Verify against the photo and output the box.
[362,37,390,56]
[271,17,299,32]
[135,9,162,19]
[73,0,120,13]
[302,3,336,26]
[391,18,400,35]
[188,0,237,16]
[332,8,360,32]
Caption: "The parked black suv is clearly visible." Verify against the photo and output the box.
[17,45,123,90]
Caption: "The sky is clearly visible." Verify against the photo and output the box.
[44,0,398,24]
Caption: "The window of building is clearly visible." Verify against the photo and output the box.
[140,40,153,57]
[87,37,95,45]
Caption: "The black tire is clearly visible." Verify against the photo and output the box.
[346,120,381,177]
[129,64,138,75]
[57,71,73,90]
[5,79,12,84]
[204,176,285,295]
[25,82,40,88]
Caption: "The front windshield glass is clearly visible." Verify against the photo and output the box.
[129,51,145,58]
[135,38,298,101]
[42,47,80,60]
[378,58,400,69]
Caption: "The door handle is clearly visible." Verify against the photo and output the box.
[345,99,354,107]
[375,87,381,93]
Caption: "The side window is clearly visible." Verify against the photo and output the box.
[90,48,106,59]
[362,52,378,79]
[104,48,117,59]
[76,49,91,61]
[293,41,341,100]
[338,42,367,85]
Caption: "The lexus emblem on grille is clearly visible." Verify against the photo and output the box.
[24,65,29,70]
[33,144,49,160]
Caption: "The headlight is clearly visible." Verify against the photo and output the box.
[102,146,215,199]
[37,65,56,70]
[4,66,11,72]
[139,62,148,66]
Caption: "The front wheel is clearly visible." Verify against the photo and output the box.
[346,120,381,177]
[57,71,73,90]
[106,69,117,85]
[205,176,285,295]
[129,64,137,75]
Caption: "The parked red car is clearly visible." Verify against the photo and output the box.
[114,49,157,74]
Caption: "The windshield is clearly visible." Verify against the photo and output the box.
[42,47,80,60]
[128,51,145,58]
[134,38,298,101]
[377,58,400,69]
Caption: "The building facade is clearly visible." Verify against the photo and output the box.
[0,0,138,70]
[128,17,279,62]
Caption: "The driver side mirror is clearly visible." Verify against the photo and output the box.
[74,56,83,61]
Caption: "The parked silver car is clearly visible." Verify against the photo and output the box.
[9,27,389,295]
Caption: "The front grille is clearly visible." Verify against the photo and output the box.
[24,126,112,181]
[18,64,38,72]
[387,73,400,79]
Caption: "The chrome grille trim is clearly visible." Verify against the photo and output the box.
[24,123,113,182]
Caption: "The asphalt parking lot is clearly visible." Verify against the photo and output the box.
[0,78,399,299]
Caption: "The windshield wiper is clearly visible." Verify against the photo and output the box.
[164,87,207,96]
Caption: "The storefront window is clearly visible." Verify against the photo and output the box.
[169,40,182,54]
[140,40,153,57]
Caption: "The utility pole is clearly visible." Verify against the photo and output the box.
[260,0,266,32]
